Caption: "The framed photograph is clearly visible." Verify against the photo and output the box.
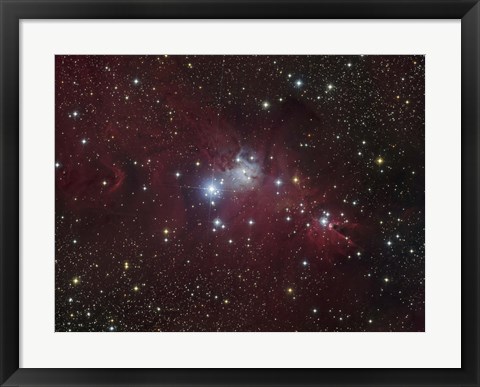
[1,0,479,386]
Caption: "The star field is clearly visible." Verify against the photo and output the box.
[55,55,425,332]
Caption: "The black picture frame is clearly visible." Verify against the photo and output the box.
[1,1,478,386]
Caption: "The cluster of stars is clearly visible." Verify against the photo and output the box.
[55,55,425,332]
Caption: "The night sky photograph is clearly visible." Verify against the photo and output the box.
[55,55,425,332]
